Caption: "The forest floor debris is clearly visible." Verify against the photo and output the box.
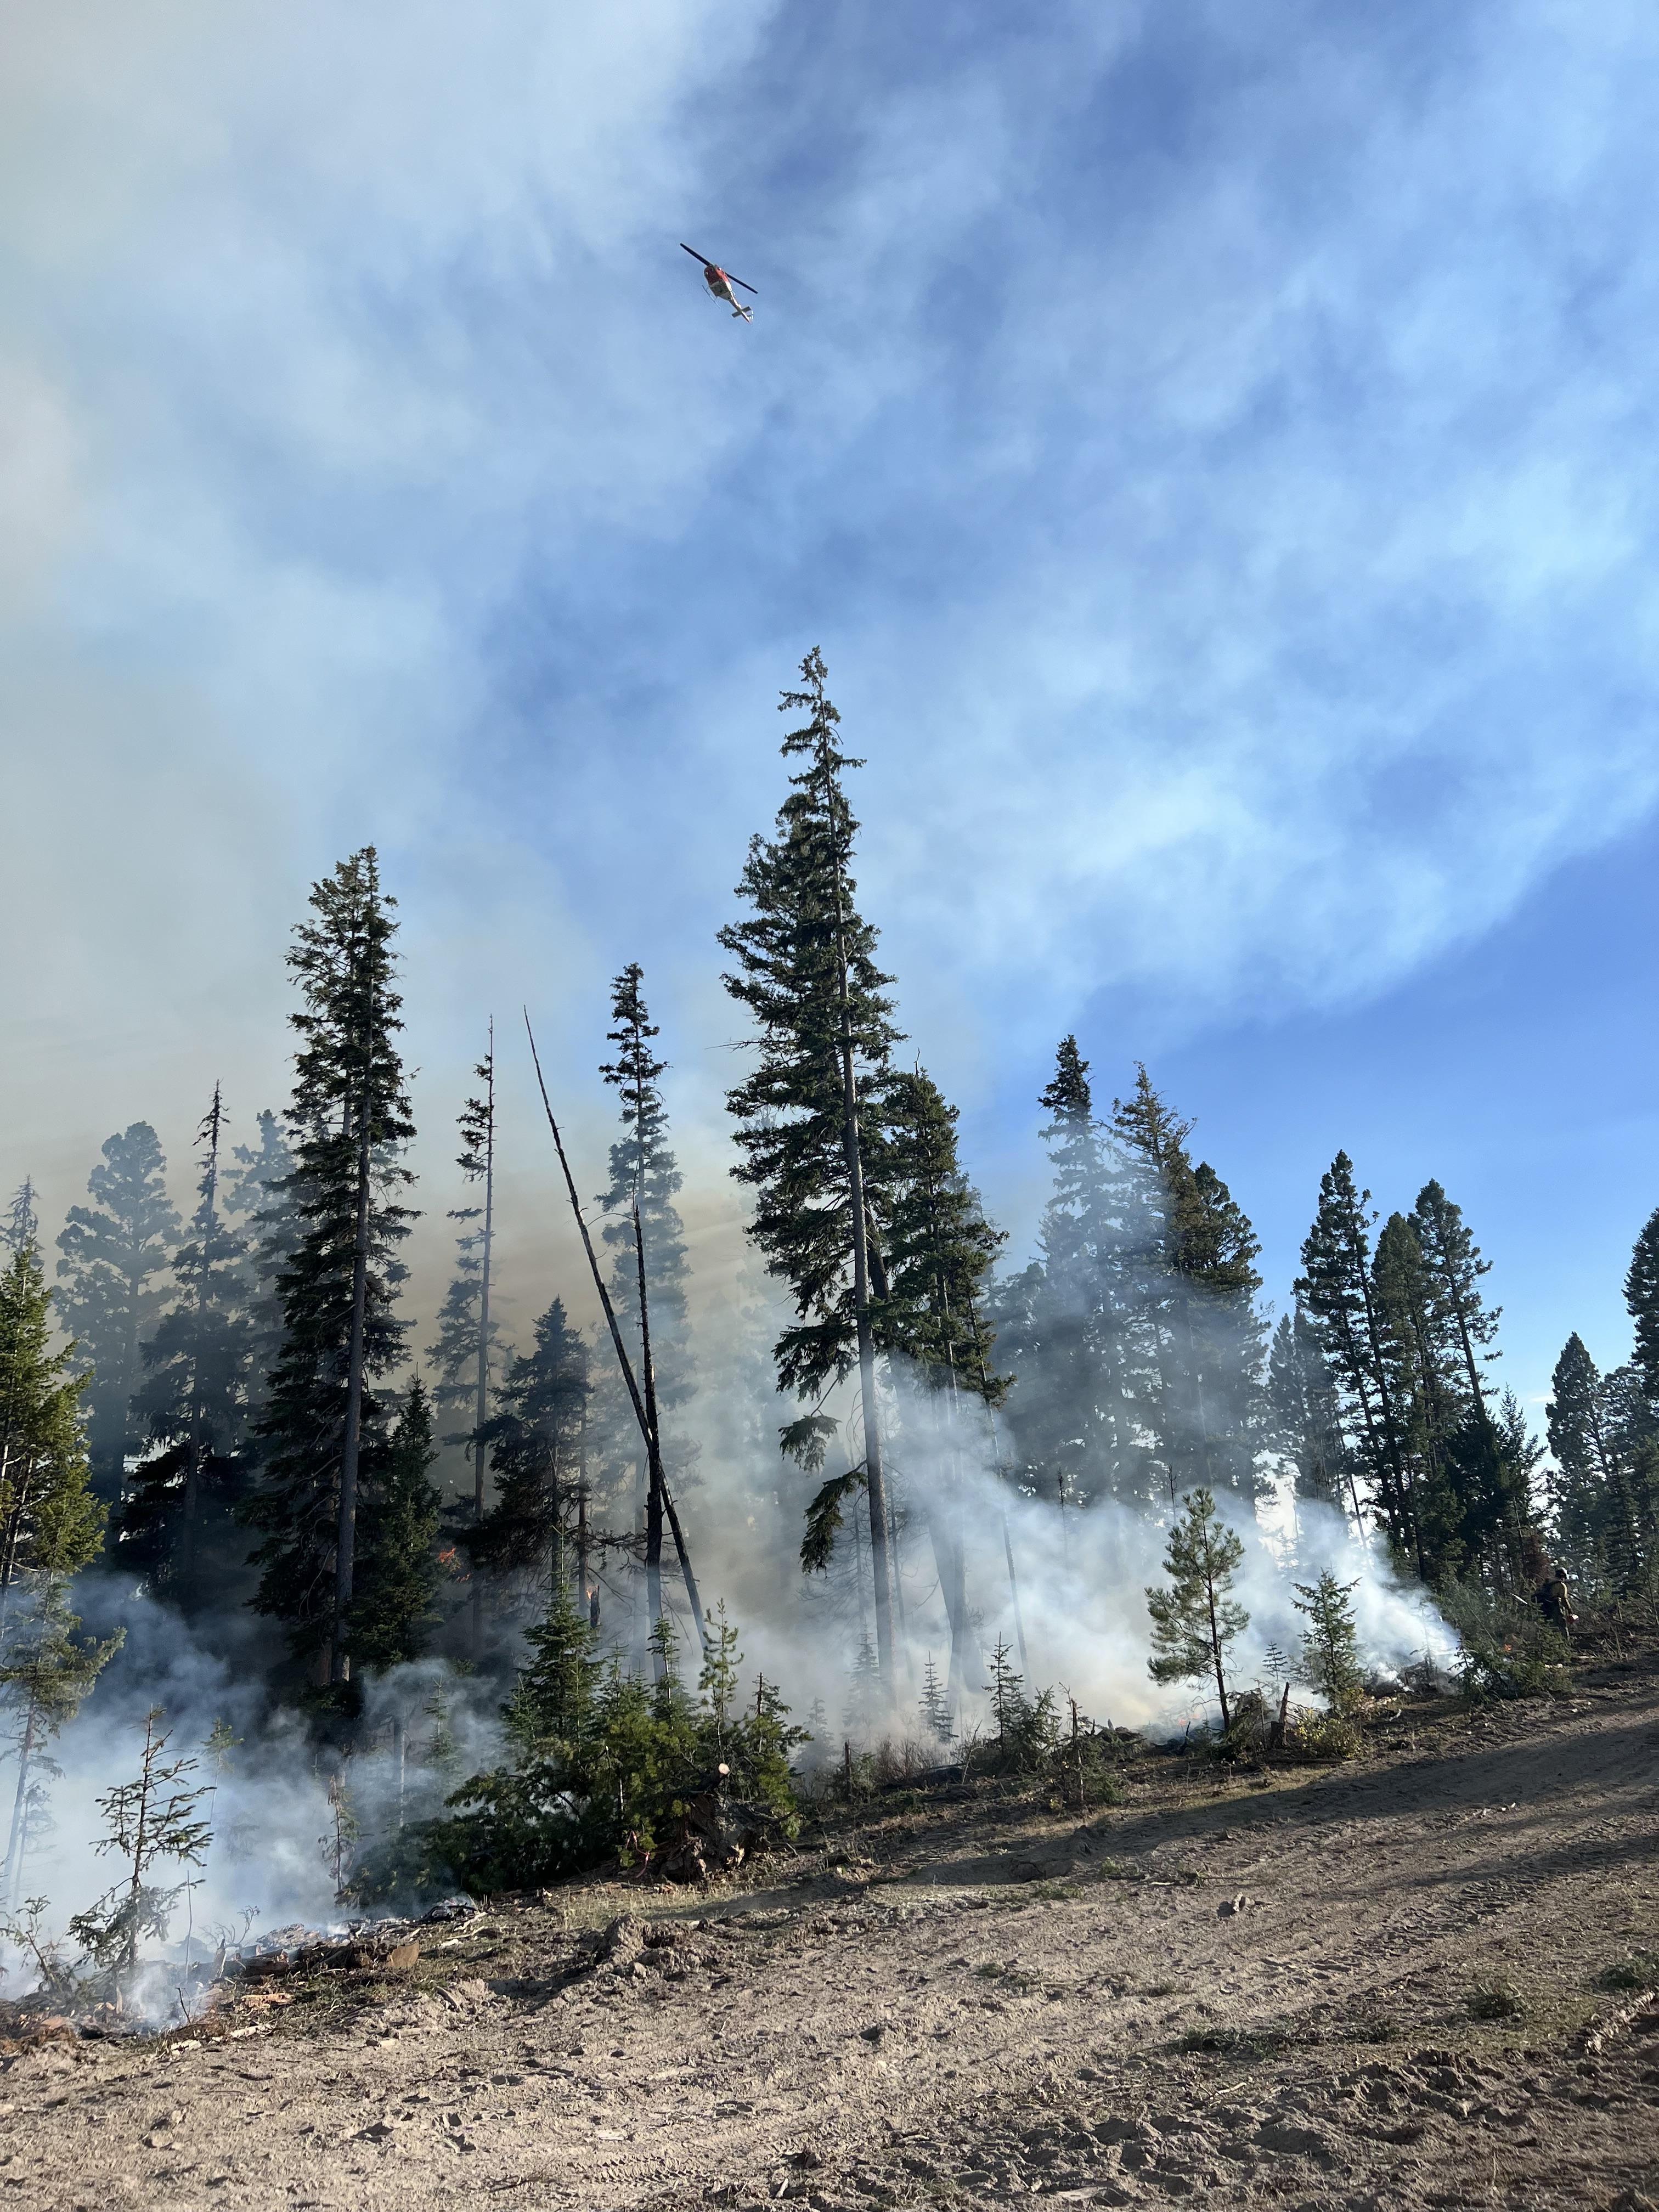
[3,1639,1657,2209]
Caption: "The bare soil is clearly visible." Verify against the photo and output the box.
[3,1642,1657,2212]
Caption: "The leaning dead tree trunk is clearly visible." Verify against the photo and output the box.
[524,1013,706,1646]
[633,1198,667,1667]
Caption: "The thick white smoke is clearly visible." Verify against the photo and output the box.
[2,1332,1458,2015]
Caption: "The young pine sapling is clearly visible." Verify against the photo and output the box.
[1146,1488,1250,1731]
[69,1707,213,1984]
[1293,1571,1364,1713]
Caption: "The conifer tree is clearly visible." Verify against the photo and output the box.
[1,1580,122,1907]
[1295,1153,1415,1560]
[995,1039,1147,1510]
[222,1110,298,1435]
[349,1378,441,1673]
[597,965,693,1648]
[0,1243,105,1606]
[244,849,415,1697]
[879,1064,1005,1694]
[874,1067,1005,1386]
[1409,1180,1516,1581]
[1601,1365,1659,1582]
[0,1239,121,1904]
[501,1582,603,1762]
[2,1183,39,1257]
[122,1087,255,1610]
[1367,1211,1449,1578]
[427,1032,501,1577]
[719,650,902,1679]
[1266,1303,1355,1526]
[1112,1067,1266,1502]
[69,1708,212,1978]
[1626,1205,1659,1406]
[1547,1332,1647,1583]
[917,1652,952,1745]
[1291,1571,1363,1712]
[1146,1488,1249,1730]
[55,1124,180,1511]
[466,1298,590,1607]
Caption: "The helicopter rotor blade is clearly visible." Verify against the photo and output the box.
[680,242,758,295]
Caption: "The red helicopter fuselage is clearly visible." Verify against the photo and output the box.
[682,243,754,321]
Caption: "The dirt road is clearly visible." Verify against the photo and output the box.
[4,1649,1657,2210]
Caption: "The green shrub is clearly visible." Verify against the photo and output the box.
[360,1599,803,1899]
[1595,1951,1659,1994]
[1465,1979,1522,2021]
[1291,1710,1362,1762]
[1436,1583,1570,1701]
[1215,1686,1273,1762]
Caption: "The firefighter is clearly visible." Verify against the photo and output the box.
[1536,1558,1575,1637]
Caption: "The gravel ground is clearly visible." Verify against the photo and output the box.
[3,1644,1656,2211]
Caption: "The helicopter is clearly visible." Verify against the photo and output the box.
[681,243,756,322]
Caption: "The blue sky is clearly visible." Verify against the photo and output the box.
[3,1,1656,1420]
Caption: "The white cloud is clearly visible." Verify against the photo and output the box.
[3,0,1658,1336]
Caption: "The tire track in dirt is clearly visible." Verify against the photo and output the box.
[3,1652,1657,2209]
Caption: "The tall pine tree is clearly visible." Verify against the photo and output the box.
[1409,1180,1520,1587]
[1626,1205,1659,1407]
[995,1040,1148,1510]
[879,1064,1005,1697]
[1546,1333,1652,1589]
[222,1108,298,1437]
[1,1242,105,1609]
[879,1068,1003,1387]
[719,650,902,1680]
[121,1087,256,1610]
[1111,1066,1266,1503]
[1296,1153,1415,1562]
[1367,1211,1447,1578]
[0,1238,116,1900]
[244,849,415,1700]
[427,1034,501,1496]
[349,1377,442,1673]
[426,1035,502,1654]
[55,1124,179,1515]
[466,1298,591,1613]
[1266,1301,1354,1527]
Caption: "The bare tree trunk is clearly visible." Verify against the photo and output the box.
[524,1013,707,1647]
[1001,1514,1028,1672]
[923,1392,969,1709]
[576,1409,592,1621]
[471,1026,495,1660]
[830,889,893,1686]
[2,1689,40,1907]
[332,1104,371,1687]
[180,1090,220,1608]
[634,1203,667,1666]
[548,1434,565,1598]
[1203,1526,1232,1732]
